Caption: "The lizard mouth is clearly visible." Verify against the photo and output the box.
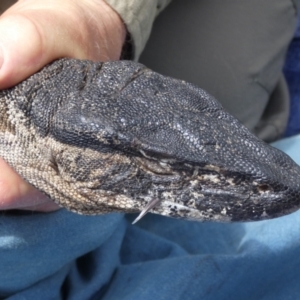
[130,158,299,223]
[132,186,296,223]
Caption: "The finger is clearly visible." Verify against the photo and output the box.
[0,158,60,211]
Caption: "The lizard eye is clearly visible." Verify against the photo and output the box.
[134,156,175,175]
[139,149,175,161]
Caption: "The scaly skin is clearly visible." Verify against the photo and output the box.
[1,58,300,222]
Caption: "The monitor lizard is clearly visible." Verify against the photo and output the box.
[0,58,300,223]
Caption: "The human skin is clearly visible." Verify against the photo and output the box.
[0,0,126,211]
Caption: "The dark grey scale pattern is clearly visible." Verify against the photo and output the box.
[0,58,300,221]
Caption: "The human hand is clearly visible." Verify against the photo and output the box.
[0,0,126,212]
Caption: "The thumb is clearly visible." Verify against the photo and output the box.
[0,14,52,89]
[0,0,125,89]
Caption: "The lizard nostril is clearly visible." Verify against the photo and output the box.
[258,184,270,193]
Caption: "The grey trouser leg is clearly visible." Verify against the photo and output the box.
[140,0,299,142]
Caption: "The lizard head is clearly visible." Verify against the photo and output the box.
[7,59,300,222]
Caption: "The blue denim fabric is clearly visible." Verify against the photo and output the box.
[1,135,300,299]
[284,16,300,137]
